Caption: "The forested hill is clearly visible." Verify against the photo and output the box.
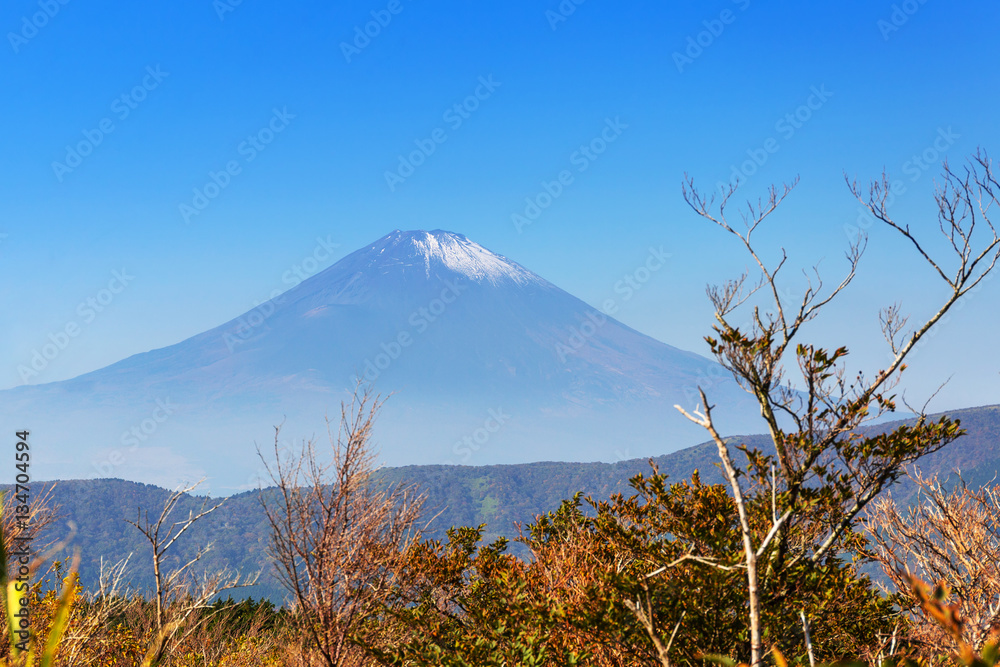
[15,403,999,601]
[383,403,1000,540]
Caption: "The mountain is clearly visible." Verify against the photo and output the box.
[21,404,1000,601]
[0,230,764,493]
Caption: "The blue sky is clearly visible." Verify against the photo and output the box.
[2,0,998,409]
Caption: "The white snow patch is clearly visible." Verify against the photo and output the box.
[399,231,540,286]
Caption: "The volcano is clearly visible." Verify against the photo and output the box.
[0,230,763,493]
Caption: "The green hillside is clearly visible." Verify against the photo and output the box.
[16,403,999,602]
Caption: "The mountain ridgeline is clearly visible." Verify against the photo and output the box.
[0,230,762,493]
[23,404,1000,602]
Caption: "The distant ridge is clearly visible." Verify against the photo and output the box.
[0,230,763,492]
[22,403,999,600]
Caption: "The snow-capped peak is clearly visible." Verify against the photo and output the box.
[362,230,543,287]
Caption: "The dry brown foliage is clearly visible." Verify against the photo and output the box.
[260,383,425,667]
[864,470,1000,654]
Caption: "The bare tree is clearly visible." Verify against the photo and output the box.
[673,150,1000,665]
[128,480,258,666]
[624,588,685,667]
[863,471,1000,654]
[260,384,425,667]
[0,484,71,662]
[1,482,59,570]
[59,555,138,665]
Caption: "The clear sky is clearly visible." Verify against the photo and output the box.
[2,0,998,410]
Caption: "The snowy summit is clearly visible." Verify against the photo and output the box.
[344,230,545,287]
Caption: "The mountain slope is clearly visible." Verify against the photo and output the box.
[0,230,763,492]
